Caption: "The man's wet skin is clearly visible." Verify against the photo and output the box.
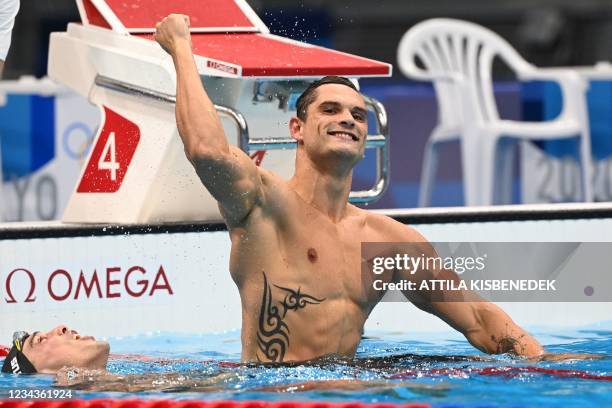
[56,368,450,396]
[55,354,461,395]
[53,351,603,394]
[20,325,109,373]
[228,84,407,362]
[153,13,547,363]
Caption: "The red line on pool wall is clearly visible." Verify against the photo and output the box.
[0,400,430,408]
[477,366,612,381]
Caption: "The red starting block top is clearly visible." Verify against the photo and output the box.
[77,0,392,77]
[138,33,392,77]
[78,0,267,33]
[106,0,263,32]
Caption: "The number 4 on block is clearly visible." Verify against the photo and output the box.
[77,107,140,193]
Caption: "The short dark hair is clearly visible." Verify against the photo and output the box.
[295,76,358,121]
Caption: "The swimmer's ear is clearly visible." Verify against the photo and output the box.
[289,117,304,144]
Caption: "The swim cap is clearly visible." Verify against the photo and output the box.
[1,331,37,374]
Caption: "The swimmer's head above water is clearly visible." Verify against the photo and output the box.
[290,75,368,170]
[1,325,109,374]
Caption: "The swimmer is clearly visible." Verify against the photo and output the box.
[154,14,545,363]
[0,325,598,384]
[1,325,109,374]
[155,14,544,362]
[55,367,451,396]
[51,351,602,393]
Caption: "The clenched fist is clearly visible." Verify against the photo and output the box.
[154,14,191,55]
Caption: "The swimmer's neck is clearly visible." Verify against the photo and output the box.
[290,154,353,222]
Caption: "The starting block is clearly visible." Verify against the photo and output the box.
[49,0,392,224]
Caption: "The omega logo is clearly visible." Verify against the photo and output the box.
[2,265,173,303]
[4,268,36,303]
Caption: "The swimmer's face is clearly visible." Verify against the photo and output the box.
[20,325,109,373]
[291,83,367,165]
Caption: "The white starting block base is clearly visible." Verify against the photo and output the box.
[49,0,391,225]
[61,77,302,223]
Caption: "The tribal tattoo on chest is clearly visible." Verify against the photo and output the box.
[256,272,325,362]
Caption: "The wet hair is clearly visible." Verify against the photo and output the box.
[295,76,358,121]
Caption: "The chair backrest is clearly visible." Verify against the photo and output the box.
[397,18,533,127]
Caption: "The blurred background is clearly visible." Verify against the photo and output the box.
[2,0,612,222]
[5,0,612,79]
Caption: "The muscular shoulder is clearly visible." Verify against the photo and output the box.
[258,168,294,203]
[258,167,284,189]
[249,167,303,223]
[360,209,428,243]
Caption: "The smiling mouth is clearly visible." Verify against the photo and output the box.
[328,131,359,142]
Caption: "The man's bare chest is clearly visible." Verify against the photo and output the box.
[273,214,386,306]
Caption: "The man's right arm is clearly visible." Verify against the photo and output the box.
[155,15,263,226]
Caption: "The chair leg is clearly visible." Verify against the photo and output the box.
[579,131,593,202]
[418,139,439,207]
[480,135,499,206]
[498,140,515,204]
[461,131,497,206]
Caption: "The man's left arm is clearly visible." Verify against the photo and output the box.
[392,232,544,357]
[427,294,545,357]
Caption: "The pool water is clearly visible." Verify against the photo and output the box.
[1,323,610,407]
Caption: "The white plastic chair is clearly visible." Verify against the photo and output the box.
[397,18,593,206]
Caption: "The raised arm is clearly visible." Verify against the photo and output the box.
[393,229,543,357]
[154,14,263,226]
